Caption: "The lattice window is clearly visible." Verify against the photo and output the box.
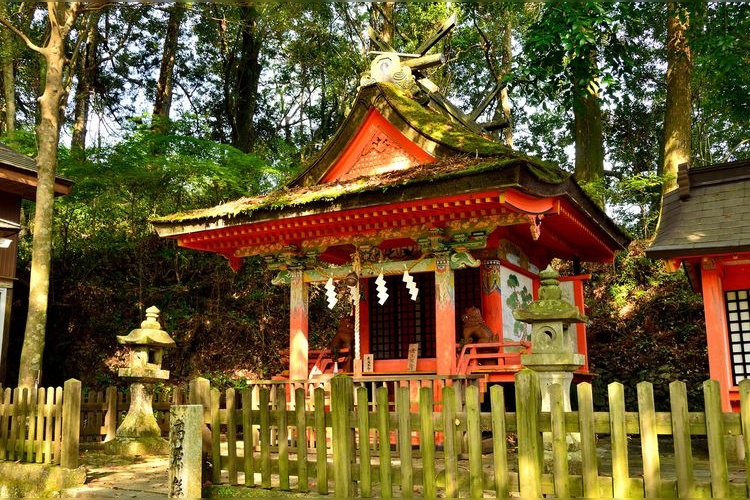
[454,267,482,338]
[368,273,435,360]
[726,289,750,385]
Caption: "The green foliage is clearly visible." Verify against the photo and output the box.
[580,242,707,411]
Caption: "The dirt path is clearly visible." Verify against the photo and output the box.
[61,452,169,498]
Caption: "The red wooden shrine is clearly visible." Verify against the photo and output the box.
[648,160,750,411]
[153,54,629,387]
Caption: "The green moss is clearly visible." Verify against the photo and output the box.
[151,83,571,226]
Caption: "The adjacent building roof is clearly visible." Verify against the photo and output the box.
[0,141,73,199]
[647,159,750,260]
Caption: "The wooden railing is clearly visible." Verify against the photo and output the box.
[455,340,530,375]
[0,379,81,468]
[187,371,750,498]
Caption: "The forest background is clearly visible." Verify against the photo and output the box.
[0,2,746,410]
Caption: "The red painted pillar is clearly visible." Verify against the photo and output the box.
[289,270,309,381]
[480,259,504,338]
[701,261,733,411]
[435,253,456,375]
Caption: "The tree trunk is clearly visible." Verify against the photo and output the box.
[662,3,692,193]
[152,3,184,134]
[71,11,101,160]
[226,5,262,153]
[573,82,604,185]
[0,3,16,133]
[497,15,513,148]
[572,47,605,188]
[17,2,80,389]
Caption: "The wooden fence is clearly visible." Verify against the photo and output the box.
[0,379,81,468]
[186,370,750,498]
[80,385,182,443]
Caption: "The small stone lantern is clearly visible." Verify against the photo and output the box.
[105,306,175,456]
[514,266,586,413]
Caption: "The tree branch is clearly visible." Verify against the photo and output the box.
[0,10,42,52]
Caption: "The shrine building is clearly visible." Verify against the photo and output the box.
[647,159,750,411]
[152,49,630,386]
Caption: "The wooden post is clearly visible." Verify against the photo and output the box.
[104,386,118,442]
[480,259,503,337]
[331,375,354,497]
[701,265,733,411]
[515,370,542,499]
[290,270,309,381]
[60,379,81,469]
[637,381,662,498]
[490,385,509,498]
[704,379,730,497]
[434,253,456,376]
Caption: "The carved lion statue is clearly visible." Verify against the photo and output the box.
[329,315,355,371]
[461,307,498,344]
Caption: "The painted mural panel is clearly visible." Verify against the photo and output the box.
[500,265,533,342]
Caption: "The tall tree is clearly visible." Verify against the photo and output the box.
[152,3,185,134]
[0,3,16,133]
[71,11,102,159]
[0,2,83,389]
[661,3,692,192]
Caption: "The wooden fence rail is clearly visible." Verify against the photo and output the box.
[185,371,750,498]
[80,385,183,442]
[0,379,81,468]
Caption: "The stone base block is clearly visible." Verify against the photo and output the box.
[0,462,86,498]
[103,436,170,456]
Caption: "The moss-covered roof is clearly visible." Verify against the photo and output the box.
[152,152,570,225]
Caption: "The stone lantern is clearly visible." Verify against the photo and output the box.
[513,266,586,413]
[105,306,175,456]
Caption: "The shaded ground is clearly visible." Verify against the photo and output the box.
[61,451,168,498]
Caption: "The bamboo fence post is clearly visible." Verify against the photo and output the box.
[277,385,290,490]
[0,387,9,460]
[241,388,255,487]
[53,386,63,465]
[608,382,630,498]
[34,387,45,463]
[9,387,20,461]
[376,385,393,498]
[670,380,696,498]
[442,384,458,498]
[259,387,271,489]
[295,387,309,493]
[465,384,483,498]
[61,379,81,468]
[637,381,662,498]
[314,387,328,495]
[578,382,598,497]
[26,387,37,462]
[104,386,118,442]
[490,384,508,498]
[550,383,570,499]
[516,370,542,499]
[397,385,413,497]
[44,387,54,463]
[419,386,436,499]
[226,388,238,484]
[209,387,222,484]
[357,385,372,497]
[704,379,729,498]
[740,379,750,497]
[331,375,354,498]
